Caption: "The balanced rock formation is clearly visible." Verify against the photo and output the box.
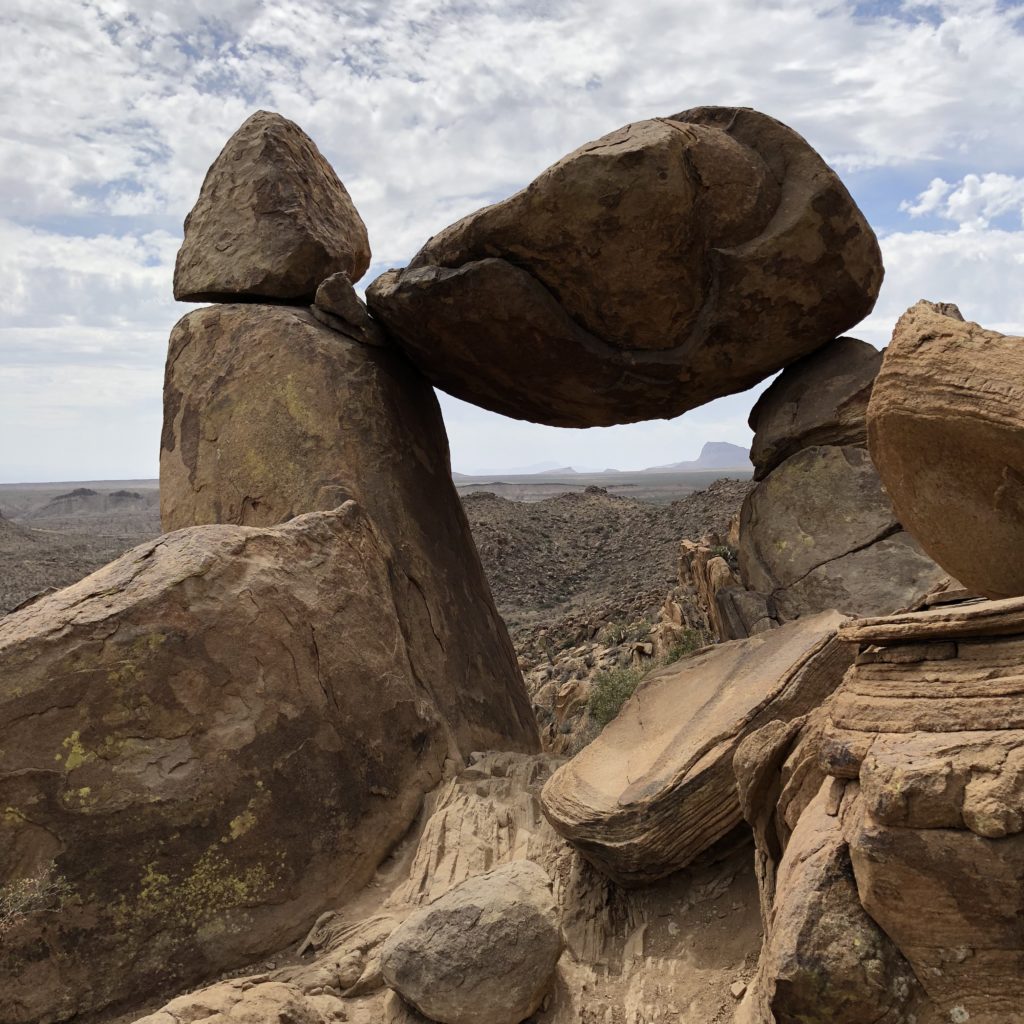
[868,300,1024,600]
[739,445,945,621]
[748,336,882,480]
[161,300,536,757]
[380,861,563,1024]
[540,612,854,884]
[0,507,537,1024]
[368,106,883,427]
[174,111,370,303]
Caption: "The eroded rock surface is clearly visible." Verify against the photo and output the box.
[380,861,563,1024]
[368,106,882,427]
[540,612,854,884]
[174,111,370,303]
[161,303,536,758]
[0,508,535,1024]
[868,300,1024,599]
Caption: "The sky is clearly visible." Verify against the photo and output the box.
[2,0,1024,481]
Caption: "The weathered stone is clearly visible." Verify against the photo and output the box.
[0,508,536,1023]
[160,304,536,760]
[312,272,387,348]
[748,337,882,479]
[739,783,920,1024]
[380,861,563,1024]
[368,106,882,428]
[174,111,370,303]
[540,613,854,885]
[738,445,946,620]
[868,300,1024,600]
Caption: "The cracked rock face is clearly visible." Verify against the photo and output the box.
[366,106,883,428]
[0,507,534,1024]
[738,445,947,620]
[868,300,1024,600]
[160,302,538,762]
[380,860,564,1024]
[173,110,371,303]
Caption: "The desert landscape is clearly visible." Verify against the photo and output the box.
[2,25,1023,1024]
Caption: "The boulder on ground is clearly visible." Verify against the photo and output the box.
[868,300,1024,600]
[748,337,882,479]
[174,111,370,303]
[160,303,537,757]
[0,507,536,1024]
[380,861,563,1024]
[540,612,854,885]
[738,445,947,620]
[367,106,882,428]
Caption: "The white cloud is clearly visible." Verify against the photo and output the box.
[2,0,1024,480]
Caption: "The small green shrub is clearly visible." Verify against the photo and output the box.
[710,544,739,569]
[664,628,707,664]
[588,666,646,727]
[0,864,71,936]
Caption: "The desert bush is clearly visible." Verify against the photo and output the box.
[588,665,646,727]
[664,628,708,664]
[710,544,739,569]
[0,863,71,936]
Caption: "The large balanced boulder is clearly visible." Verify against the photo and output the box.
[748,337,882,480]
[174,111,370,303]
[367,106,883,427]
[161,302,536,755]
[540,612,854,884]
[0,507,537,1024]
[868,300,1024,600]
[738,445,946,621]
[380,861,563,1024]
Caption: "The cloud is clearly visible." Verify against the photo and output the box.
[2,0,1024,480]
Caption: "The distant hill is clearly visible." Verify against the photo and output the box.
[646,441,751,473]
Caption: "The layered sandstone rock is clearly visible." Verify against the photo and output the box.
[868,300,1024,599]
[738,445,946,620]
[380,861,563,1024]
[368,106,882,427]
[161,304,535,757]
[174,111,370,302]
[540,612,854,884]
[0,508,537,1024]
[748,337,881,479]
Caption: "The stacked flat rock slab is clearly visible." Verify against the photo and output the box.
[738,596,1024,1024]
[174,111,370,302]
[367,106,883,427]
[540,612,854,885]
[738,338,948,623]
[380,861,564,1024]
[0,508,532,1024]
[868,300,1024,600]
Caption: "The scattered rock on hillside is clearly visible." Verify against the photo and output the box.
[368,106,882,427]
[161,303,535,756]
[174,111,370,303]
[541,612,854,884]
[868,300,1024,599]
[748,337,882,480]
[0,506,536,1024]
[380,861,563,1024]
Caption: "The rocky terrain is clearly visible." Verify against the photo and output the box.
[1,106,1021,1024]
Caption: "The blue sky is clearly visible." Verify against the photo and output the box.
[2,0,1023,481]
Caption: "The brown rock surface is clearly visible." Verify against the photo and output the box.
[748,337,882,479]
[380,861,563,1024]
[540,612,854,885]
[868,300,1024,599]
[160,304,535,757]
[0,507,536,1024]
[174,111,370,303]
[367,106,882,427]
[738,445,946,620]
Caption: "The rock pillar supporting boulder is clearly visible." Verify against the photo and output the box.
[160,302,538,758]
